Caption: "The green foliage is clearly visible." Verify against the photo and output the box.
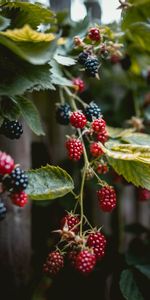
[26,165,74,200]
[0,97,20,120]
[127,22,150,53]
[12,96,44,136]
[120,269,144,300]
[54,53,76,66]
[122,133,150,145]
[50,60,73,87]
[0,1,56,29]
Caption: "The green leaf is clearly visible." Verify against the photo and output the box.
[26,165,74,200]
[0,48,55,96]
[107,126,135,138]
[54,53,76,66]
[122,3,150,30]
[50,60,73,86]
[127,22,150,53]
[0,34,57,65]
[12,96,44,136]
[122,133,150,146]
[135,265,150,279]
[0,15,10,31]
[1,1,56,29]
[0,97,20,120]
[107,157,150,189]
[120,269,144,300]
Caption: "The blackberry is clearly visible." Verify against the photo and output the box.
[56,104,71,125]
[0,202,7,221]
[84,102,101,121]
[84,58,99,77]
[120,55,131,71]
[78,51,89,65]
[3,167,28,192]
[0,119,23,139]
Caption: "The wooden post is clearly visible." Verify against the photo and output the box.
[0,120,31,300]
[50,0,71,12]
[84,0,101,20]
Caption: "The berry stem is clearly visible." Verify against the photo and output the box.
[59,88,65,105]
[92,169,108,187]
[63,86,87,108]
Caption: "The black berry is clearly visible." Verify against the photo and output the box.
[78,52,89,65]
[84,58,99,77]
[0,119,23,139]
[56,104,71,125]
[84,102,101,121]
[120,55,131,71]
[0,202,7,221]
[3,167,28,192]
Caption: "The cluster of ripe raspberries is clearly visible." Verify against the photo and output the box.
[0,151,28,220]
[0,119,23,139]
[43,212,107,276]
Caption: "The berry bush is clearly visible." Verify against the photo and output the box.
[0,1,150,300]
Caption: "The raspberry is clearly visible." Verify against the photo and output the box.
[84,58,99,77]
[90,142,103,157]
[78,51,89,65]
[138,188,150,202]
[66,138,83,161]
[84,102,101,121]
[0,152,14,175]
[72,78,85,93]
[56,104,71,125]
[43,251,64,277]
[0,119,23,139]
[92,118,106,133]
[120,54,131,71]
[3,167,28,192]
[87,232,107,260]
[0,202,7,221]
[88,28,101,42]
[75,250,96,275]
[60,213,80,233]
[70,111,87,129]
[96,130,108,144]
[97,186,117,212]
[11,191,28,207]
[97,163,108,174]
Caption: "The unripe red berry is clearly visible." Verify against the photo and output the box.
[66,138,83,161]
[110,54,121,64]
[88,28,101,42]
[138,188,150,202]
[97,163,108,174]
[0,152,14,175]
[60,213,80,233]
[87,231,107,260]
[75,249,96,275]
[97,186,117,212]
[11,191,28,207]
[72,78,85,93]
[70,111,87,129]
[92,118,106,133]
[43,251,64,277]
[90,142,104,157]
[96,130,108,144]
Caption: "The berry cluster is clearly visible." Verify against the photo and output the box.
[0,119,23,140]
[43,212,107,277]
[78,52,99,78]
[0,151,28,218]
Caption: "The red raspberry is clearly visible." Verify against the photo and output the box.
[97,163,108,174]
[90,142,104,157]
[75,249,96,275]
[138,188,150,202]
[70,111,87,129]
[11,191,28,207]
[92,118,106,133]
[88,28,101,42]
[72,78,85,93]
[87,231,107,260]
[97,186,117,212]
[60,213,80,233]
[43,251,64,277]
[0,152,14,175]
[97,130,108,144]
[66,138,83,161]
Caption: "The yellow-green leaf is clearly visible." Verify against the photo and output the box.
[0,25,55,42]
